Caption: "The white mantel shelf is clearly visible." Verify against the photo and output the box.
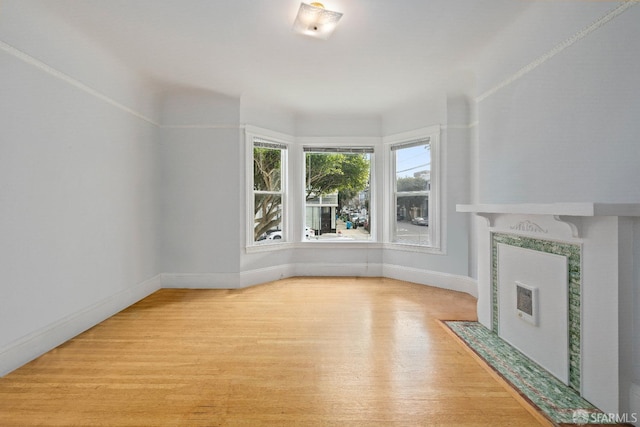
[463,202,640,414]
[456,203,640,217]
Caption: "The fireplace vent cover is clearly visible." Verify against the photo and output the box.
[515,281,538,325]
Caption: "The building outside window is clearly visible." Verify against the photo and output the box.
[247,127,439,249]
[303,146,373,241]
[389,127,440,249]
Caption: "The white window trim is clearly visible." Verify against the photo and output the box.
[383,125,445,254]
[245,125,293,253]
[244,128,445,253]
[297,137,379,245]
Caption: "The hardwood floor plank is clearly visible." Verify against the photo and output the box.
[0,277,544,426]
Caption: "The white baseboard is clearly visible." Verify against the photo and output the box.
[161,264,476,298]
[240,262,384,288]
[383,264,478,298]
[293,262,384,278]
[160,272,241,289]
[240,264,296,288]
[0,274,162,377]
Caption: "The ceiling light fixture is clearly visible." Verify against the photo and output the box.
[292,2,343,40]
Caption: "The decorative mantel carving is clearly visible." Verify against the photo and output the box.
[457,203,640,239]
[553,215,582,238]
[510,220,548,234]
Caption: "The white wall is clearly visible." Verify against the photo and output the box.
[0,0,476,377]
[295,114,382,137]
[240,95,296,136]
[156,94,467,292]
[159,90,242,280]
[475,2,640,204]
[381,95,472,284]
[159,128,242,275]
[1,1,160,123]
[471,1,640,418]
[0,5,161,375]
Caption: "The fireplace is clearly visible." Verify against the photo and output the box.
[495,237,572,387]
[457,203,640,416]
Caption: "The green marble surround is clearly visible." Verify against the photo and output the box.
[491,232,582,391]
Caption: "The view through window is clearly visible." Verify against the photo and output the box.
[304,147,372,241]
[392,139,431,245]
[253,139,286,244]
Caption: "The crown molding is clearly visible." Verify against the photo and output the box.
[476,1,638,103]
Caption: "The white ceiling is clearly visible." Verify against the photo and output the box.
[38,0,531,116]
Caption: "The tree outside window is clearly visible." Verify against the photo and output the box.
[304,147,372,240]
[253,141,286,243]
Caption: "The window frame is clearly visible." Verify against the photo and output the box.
[245,126,292,252]
[245,127,443,252]
[298,138,378,245]
[384,125,443,253]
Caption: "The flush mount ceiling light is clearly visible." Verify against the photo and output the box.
[292,2,343,40]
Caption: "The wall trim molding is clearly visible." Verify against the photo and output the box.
[160,124,242,130]
[444,123,475,131]
[0,274,162,377]
[476,1,638,103]
[0,40,159,126]
[0,40,240,131]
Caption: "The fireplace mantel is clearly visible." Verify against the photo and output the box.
[458,202,640,415]
[457,203,640,238]
[457,202,640,217]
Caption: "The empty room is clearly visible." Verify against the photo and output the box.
[1,1,639,425]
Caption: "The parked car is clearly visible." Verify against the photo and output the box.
[411,217,428,226]
[356,216,367,226]
[266,230,282,240]
[256,230,277,241]
[264,227,315,240]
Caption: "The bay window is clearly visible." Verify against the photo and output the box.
[388,126,440,249]
[251,137,287,245]
[246,125,441,250]
[303,146,373,242]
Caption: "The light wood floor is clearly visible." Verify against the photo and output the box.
[0,277,544,426]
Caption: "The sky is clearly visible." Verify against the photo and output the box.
[395,144,431,179]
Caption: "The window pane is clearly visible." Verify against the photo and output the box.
[394,194,429,245]
[395,142,430,191]
[254,147,281,192]
[393,141,430,245]
[254,194,282,243]
[304,151,371,241]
